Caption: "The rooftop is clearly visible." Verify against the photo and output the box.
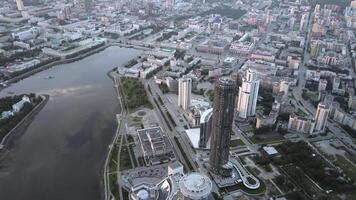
[137,127,175,166]
[179,172,212,199]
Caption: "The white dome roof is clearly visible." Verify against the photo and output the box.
[137,189,149,200]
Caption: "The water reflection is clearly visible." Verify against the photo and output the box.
[0,46,141,200]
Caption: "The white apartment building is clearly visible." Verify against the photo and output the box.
[314,102,330,132]
[178,77,192,110]
[237,69,260,119]
[288,115,316,134]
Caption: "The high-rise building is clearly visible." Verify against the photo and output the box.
[314,4,320,14]
[236,69,260,119]
[15,0,25,11]
[351,0,356,8]
[199,108,213,148]
[265,10,272,24]
[310,40,322,58]
[178,77,192,110]
[164,0,175,10]
[300,13,308,31]
[314,102,330,132]
[352,0,356,8]
[289,17,296,29]
[349,91,356,109]
[84,0,92,13]
[288,115,316,135]
[209,77,236,177]
[318,79,328,92]
[279,81,289,98]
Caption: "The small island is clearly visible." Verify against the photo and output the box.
[0,93,46,148]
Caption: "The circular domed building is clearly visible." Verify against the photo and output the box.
[179,172,212,200]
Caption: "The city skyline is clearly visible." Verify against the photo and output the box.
[0,0,355,199]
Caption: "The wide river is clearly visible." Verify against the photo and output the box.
[0,46,141,200]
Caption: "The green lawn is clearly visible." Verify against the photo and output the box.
[109,146,119,173]
[230,139,245,147]
[274,141,356,198]
[126,135,134,143]
[224,176,266,195]
[120,77,152,111]
[240,179,266,195]
[333,155,356,181]
[281,165,322,197]
[249,135,285,144]
[128,144,138,167]
[295,108,307,117]
[119,146,133,171]
[331,155,356,199]
[109,174,120,200]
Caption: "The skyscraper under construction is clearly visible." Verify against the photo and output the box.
[209,77,236,177]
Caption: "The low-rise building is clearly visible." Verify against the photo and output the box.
[229,41,254,55]
[256,101,280,129]
[5,59,41,74]
[136,127,176,166]
[196,39,229,54]
[1,95,31,119]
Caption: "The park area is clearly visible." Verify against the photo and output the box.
[120,77,152,111]
[273,141,356,199]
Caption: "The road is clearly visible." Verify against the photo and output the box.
[103,72,129,200]
[144,79,198,171]
[148,79,199,161]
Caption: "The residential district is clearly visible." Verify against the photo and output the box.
[1,0,356,200]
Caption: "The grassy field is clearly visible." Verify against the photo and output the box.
[281,165,322,197]
[230,139,245,147]
[120,77,152,111]
[249,134,285,144]
[128,144,138,167]
[119,145,133,171]
[109,145,119,173]
[295,108,307,117]
[273,142,356,199]
[333,155,356,182]
[331,155,356,199]
[108,135,122,172]
[109,174,120,200]
[225,180,266,195]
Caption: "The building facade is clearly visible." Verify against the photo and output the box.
[288,115,316,134]
[236,69,260,119]
[15,0,25,11]
[314,102,330,132]
[199,108,213,148]
[178,77,192,110]
[209,77,236,177]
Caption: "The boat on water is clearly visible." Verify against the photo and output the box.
[44,76,55,80]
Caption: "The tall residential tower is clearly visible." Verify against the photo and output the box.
[209,77,236,177]
[15,0,25,11]
[236,69,260,119]
[178,77,192,110]
[314,102,330,132]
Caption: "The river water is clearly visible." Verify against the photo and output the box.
[0,46,141,200]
